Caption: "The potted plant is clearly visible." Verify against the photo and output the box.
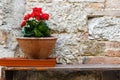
[16,7,57,59]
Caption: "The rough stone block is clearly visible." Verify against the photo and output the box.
[82,41,120,57]
[0,30,7,46]
[45,0,53,3]
[88,16,120,41]
[85,3,104,10]
[84,56,120,64]
[0,9,2,14]
[106,50,120,57]
[68,0,105,2]
[55,33,85,64]
[80,41,106,56]
[55,34,119,64]
[87,10,120,16]
[104,41,120,51]
[106,0,120,9]
[26,0,38,2]
[99,41,120,57]
[2,0,25,28]
[0,20,2,25]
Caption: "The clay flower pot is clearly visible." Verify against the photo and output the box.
[16,37,57,59]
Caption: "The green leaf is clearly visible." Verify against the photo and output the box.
[43,29,51,37]
[22,19,51,37]
[38,20,48,26]
[36,20,51,37]
[22,26,34,37]
[33,28,43,37]
[27,20,39,28]
[38,25,48,33]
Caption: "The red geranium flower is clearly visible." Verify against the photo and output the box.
[36,14,42,21]
[32,7,42,13]
[20,20,26,28]
[41,13,49,20]
[20,7,51,37]
[31,12,40,18]
[24,14,31,20]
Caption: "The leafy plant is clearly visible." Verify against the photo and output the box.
[20,7,51,37]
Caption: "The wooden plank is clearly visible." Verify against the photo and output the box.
[3,64,120,71]
[0,58,56,67]
[5,71,14,80]
[102,71,119,80]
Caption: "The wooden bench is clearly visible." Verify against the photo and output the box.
[1,64,120,80]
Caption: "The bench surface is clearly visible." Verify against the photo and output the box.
[3,64,120,71]
[2,64,120,80]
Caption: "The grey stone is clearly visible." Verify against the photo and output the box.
[43,2,87,33]
[54,33,82,64]
[2,0,25,27]
[88,17,120,41]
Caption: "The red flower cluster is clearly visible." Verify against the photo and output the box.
[21,7,49,28]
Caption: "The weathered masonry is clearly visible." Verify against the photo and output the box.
[0,0,120,80]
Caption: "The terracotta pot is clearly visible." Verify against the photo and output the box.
[16,37,57,59]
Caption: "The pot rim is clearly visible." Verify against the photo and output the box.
[16,36,57,40]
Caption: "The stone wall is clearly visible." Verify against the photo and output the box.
[25,0,120,64]
[0,0,120,79]
[0,0,25,57]
[0,0,26,77]
[0,0,119,64]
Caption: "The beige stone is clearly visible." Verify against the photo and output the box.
[79,41,106,56]
[105,41,120,51]
[106,50,120,57]
[68,0,105,2]
[87,10,120,16]
[27,0,38,2]
[85,3,104,10]
[0,30,7,45]
[106,0,120,9]
[84,56,120,64]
